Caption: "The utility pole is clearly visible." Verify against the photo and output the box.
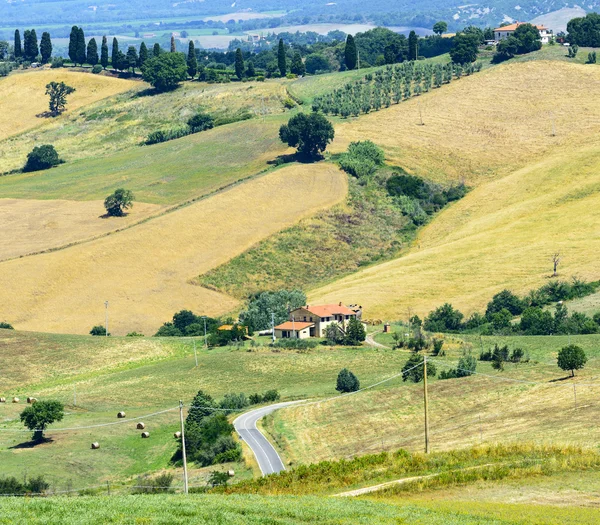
[292,315,296,339]
[179,400,189,495]
[423,355,430,454]
[193,339,198,367]
[271,312,276,343]
[202,316,207,349]
[104,300,109,336]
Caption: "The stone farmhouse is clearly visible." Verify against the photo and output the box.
[274,303,362,339]
[494,22,553,44]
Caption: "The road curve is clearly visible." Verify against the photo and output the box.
[234,401,303,476]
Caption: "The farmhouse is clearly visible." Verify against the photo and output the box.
[494,23,553,44]
[274,303,362,339]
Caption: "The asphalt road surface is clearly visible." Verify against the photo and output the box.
[234,401,303,476]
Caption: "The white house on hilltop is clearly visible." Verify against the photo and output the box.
[274,303,362,339]
[494,22,553,44]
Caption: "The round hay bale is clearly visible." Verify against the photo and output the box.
[117,411,126,419]
[174,431,181,439]
[136,422,145,430]
[0,397,6,403]
[91,442,100,450]
[27,397,37,404]
[227,470,235,477]
[12,397,19,403]
[141,431,150,439]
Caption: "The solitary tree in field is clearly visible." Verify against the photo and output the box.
[234,47,244,80]
[40,32,52,63]
[336,368,360,393]
[552,252,561,277]
[45,81,76,115]
[100,36,109,69]
[345,34,357,70]
[187,41,197,78]
[278,38,286,76]
[20,400,64,441]
[87,38,99,66]
[433,21,448,36]
[279,112,335,160]
[558,345,587,377]
[104,188,134,217]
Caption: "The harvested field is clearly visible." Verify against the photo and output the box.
[0,69,136,142]
[0,164,347,335]
[0,199,161,261]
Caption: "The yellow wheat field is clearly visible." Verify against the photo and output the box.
[331,60,600,186]
[311,141,600,321]
[0,69,136,141]
[0,164,347,335]
[0,199,162,261]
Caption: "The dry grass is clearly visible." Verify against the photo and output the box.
[0,164,347,335]
[330,60,600,186]
[0,199,161,261]
[0,69,136,142]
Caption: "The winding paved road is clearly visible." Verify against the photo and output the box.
[234,401,304,476]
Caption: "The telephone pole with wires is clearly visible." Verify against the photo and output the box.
[179,400,189,494]
[423,355,430,454]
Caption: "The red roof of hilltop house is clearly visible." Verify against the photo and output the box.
[275,321,315,330]
[494,22,547,31]
[298,303,357,318]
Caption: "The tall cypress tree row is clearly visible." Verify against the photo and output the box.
[40,32,52,63]
[139,42,148,68]
[345,34,357,70]
[76,27,86,65]
[277,38,286,76]
[408,31,418,61]
[111,37,119,69]
[187,41,197,78]
[23,29,38,62]
[14,30,22,59]
[87,38,98,66]
[68,26,78,64]
[234,47,244,80]
[153,43,161,57]
[100,36,109,69]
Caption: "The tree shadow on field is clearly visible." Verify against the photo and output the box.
[98,212,130,220]
[549,376,574,383]
[35,111,58,119]
[10,437,53,449]
[268,153,323,166]
[134,85,180,98]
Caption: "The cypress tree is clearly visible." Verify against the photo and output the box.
[277,38,286,76]
[139,42,148,68]
[246,60,255,77]
[14,29,22,59]
[153,43,161,57]
[111,37,119,70]
[234,47,244,79]
[290,51,305,76]
[100,36,109,69]
[76,27,86,65]
[345,34,357,70]
[126,46,138,73]
[408,31,418,61]
[40,32,52,63]
[23,29,38,62]
[187,40,197,78]
[68,26,78,64]
[87,38,98,66]
[170,35,176,52]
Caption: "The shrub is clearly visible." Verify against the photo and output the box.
[424,303,464,332]
[0,322,14,329]
[262,389,280,402]
[145,127,190,145]
[402,354,436,382]
[486,289,524,318]
[0,475,49,496]
[126,331,144,337]
[219,393,249,411]
[208,471,229,487]
[336,368,360,393]
[256,75,265,82]
[271,338,318,350]
[50,56,64,68]
[187,112,214,132]
[249,393,263,404]
[133,473,174,494]
[89,325,109,336]
[432,338,444,356]
[338,140,385,179]
[92,64,103,74]
[23,145,62,172]
[283,97,296,109]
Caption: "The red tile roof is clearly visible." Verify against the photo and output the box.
[275,321,314,330]
[295,304,357,318]
[494,22,547,31]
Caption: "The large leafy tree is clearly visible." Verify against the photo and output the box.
[336,368,360,393]
[45,81,76,114]
[423,303,464,332]
[567,13,600,47]
[345,34,357,70]
[345,318,366,346]
[433,21,448,36]
[20,400,64,441]
[486,290,524,319]
[239,289,306,331]
[40,32,52,63]
[402,354,437,383]
[87,38,99,66]
[513,23,542,53]
[23,145,61,172]
[100,36,109,69]
[141,52,188,91]
[23,29,38,62]
[277,38,286,76]
[104,188,134,217]
[450,32,479,64]
[557,345,587,377]
[279,112,335,160]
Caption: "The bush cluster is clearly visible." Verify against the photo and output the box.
[145,111,215,145]
[338,140,385,179]
[0,475,49,496]
[312,61,482,118]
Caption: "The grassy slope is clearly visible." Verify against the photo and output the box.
[0,77,289,174]
[270,332,600,466]
[0,69,136,142]
[0,164,347,335]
